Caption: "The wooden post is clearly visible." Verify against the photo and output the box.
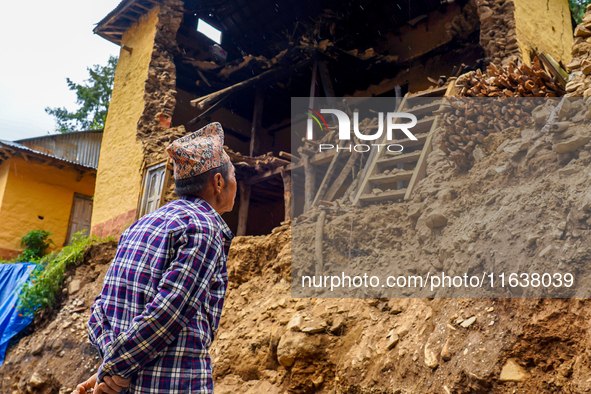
[314,210,326,279]
[280,167,292,221]
[237,181,251,236]
[303,154,315,213]
[250,87,264,156]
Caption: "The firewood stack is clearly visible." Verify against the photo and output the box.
[455,59,566,98]
[438,98,536,168]
[566,4,591,97]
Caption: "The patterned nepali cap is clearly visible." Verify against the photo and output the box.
[166,122,231,180]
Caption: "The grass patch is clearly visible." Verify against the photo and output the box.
[18,232,114,316]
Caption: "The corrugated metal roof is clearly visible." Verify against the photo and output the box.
[0,130,102,170]
[15,131,103,169]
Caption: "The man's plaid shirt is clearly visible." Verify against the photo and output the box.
[88,196,233,393]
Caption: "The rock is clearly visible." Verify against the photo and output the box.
[532,105,551,125]
[582,193,591,211]
[286,315,304,332]
[460,316,476,328]
[499,359,529,382]
[407,203,424,220]
[558,166,580,176]
[527,234,540,246]
[552,134,591,153]
[424,344,439,369]
[30,341,43,355]
[277,331,322,367]
[472,147,485,162]
[301,319,326,334]
[372,188,383,195]
[386,332,400,350]
[329,316,345,334]
[68,279,81,295]
[425,212,448,229]
[503,139,530,159]
[29,372,46,388]
[441,338,452,361]
[539,245,554,258]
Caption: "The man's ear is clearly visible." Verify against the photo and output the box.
[213,173,223,194]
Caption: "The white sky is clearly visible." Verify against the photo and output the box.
[0,0,123,141]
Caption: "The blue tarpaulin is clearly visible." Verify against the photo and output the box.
[0,262,36,367]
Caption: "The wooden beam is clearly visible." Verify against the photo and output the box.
[281,167,292,221]
[303,155,315,213]
[315,210,327,278]
[323,152,358,202]
[250,87,264,156]
[191,58,313,109]
[244,164,291,186]
[237,181,251,236]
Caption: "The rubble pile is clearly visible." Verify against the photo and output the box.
[475,0,519,66]
[566,4,591,97]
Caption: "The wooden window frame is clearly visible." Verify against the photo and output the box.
[137,159,172,219]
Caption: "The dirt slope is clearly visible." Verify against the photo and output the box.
[1,110,591,393]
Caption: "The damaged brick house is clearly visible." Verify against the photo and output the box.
[89,0,572,238]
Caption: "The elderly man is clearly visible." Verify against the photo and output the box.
[73,122,236,394]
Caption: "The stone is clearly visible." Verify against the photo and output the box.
[244,381,281,394]
[531,105,552,125]
[527,234,540,246]
[372,188,383,195]
[441,338,452,361]
[425,212,448,229]
[386,333,400,350]
[539,245,553,258]
[286,315,304,332]
[583,60,591,75]
[503,139,530,158]
[68,280,81,295]
[30,341,43,355]
[329,316,345,334]
[499,359,529,382]
[472,147,485,162]
[301,319,326,334]
[558,166,580,176]
[460,316,476,328]
[407,203,424,220]
[582,193,591,211]
[566,81,585,93]
[29,372,46,388]
[553,134,591,153]
[277,331,322,368]
[424,343,439,369]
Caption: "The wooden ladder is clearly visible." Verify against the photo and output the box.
[351,85,453,206]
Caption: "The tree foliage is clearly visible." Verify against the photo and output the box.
[45,55,118,133]
[569,0,591,24]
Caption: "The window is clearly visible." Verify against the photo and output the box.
[139,162,167,217]
[197,18,222,44]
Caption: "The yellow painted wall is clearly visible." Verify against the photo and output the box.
[0,157,96,255]
[514,0,573,65]
[0,160,9,212]
[90,8,159,235]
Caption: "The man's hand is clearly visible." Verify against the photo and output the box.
[94,375,132,394]
[71,374,96,394]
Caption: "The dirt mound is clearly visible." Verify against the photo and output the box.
[1,119,591,393]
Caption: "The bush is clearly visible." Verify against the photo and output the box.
[18,232,113,315]
[20,230,54,261]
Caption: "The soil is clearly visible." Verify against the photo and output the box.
[1,119,591,393]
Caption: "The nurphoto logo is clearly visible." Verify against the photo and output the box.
[305,108,418,153]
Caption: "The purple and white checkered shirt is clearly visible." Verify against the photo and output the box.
[88,195,233,393]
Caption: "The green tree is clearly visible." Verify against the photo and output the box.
[45,55,118,133]
[569,0,591,24]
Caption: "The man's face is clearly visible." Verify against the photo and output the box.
[218,164,237,214]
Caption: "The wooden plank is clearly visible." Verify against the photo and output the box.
[281,167,292,221]
[315,210,327,278]
[359,189,407,203]
[237,181,251,236]
[404,84,455,201]
[378,150,422,166]
[323,152,358,202]
[303,155,315,213]
[250,87,264,156]
[244,164,291,186]
[368,170,414,184]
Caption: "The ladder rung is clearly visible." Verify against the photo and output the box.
[369,170,414,184]
[379,150,421,166]
[391,132,429,148]
[359,189,407,203]
[406,101,443,117]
